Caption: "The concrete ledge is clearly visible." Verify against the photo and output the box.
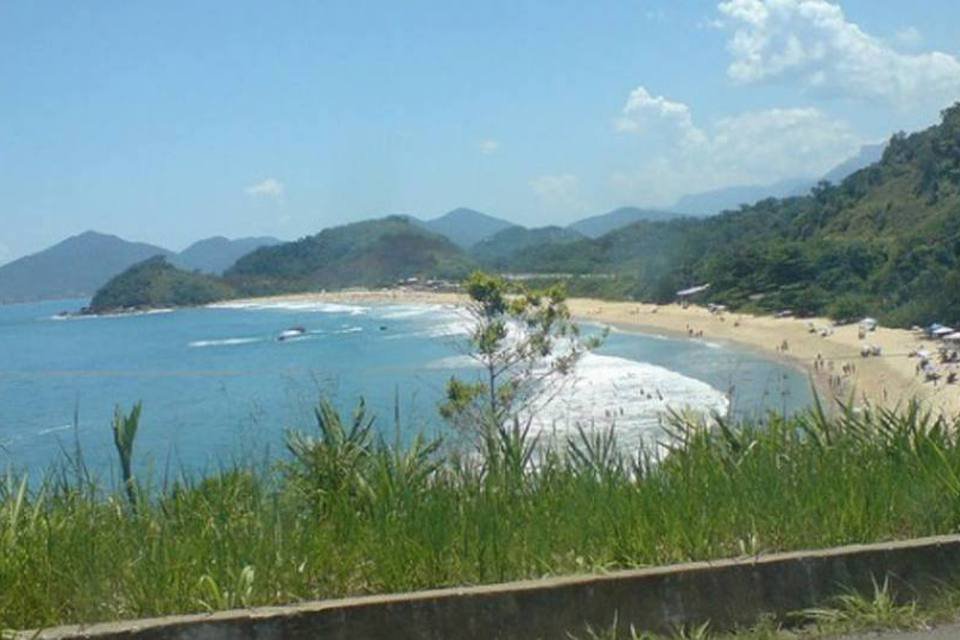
[22,534,960,640]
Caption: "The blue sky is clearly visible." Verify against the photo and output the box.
[2,0,959,262]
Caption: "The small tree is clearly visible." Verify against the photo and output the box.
[439,272,603,437]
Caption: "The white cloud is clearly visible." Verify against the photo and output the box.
[613,87,861,205]
[894,26,923,48]
[530,174,588,213]
[478,139,500,155]
[616,86,707,147]
[709,107,859,178]
[716,0,960,109]
[244,177,285,200]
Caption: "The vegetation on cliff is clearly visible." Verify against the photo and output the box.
[88,256,236,312]
[515,104,960,326]
[224,216,475,295]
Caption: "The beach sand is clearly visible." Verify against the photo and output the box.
[229,289,960,416]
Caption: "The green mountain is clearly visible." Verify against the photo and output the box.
[470,225,585,270]
[415,208,515,248]
[225,216,474,294]
[172,236,282,274]
[514,103,960,326]
[568,207,684,238]
[89,256,236,313]
[0,231,172,303]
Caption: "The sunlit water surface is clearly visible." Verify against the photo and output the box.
[0,299,813,476]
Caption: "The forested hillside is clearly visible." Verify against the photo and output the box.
[470,226,584,269]
[225,216,474,295]
[89,256,235,312]
[517,104,960,326]
[88,105,960,325]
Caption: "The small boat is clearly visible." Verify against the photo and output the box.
[277,326,307,341]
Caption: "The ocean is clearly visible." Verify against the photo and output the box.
[0,298,813,476]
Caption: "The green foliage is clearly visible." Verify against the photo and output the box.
[5,400,960,629]
[439,272,602,434]
[283,399,377,509]
[469,225,585,270]
[491,103,960,327]
[225,216,475,292]
[89,256,236,312]
[111,402,141,511]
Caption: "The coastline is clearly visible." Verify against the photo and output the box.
[223,289,960,416]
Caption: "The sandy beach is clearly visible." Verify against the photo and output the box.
[229,289,960,416]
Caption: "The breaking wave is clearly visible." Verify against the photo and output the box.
[211,301,367,315]
[189,337,264,348]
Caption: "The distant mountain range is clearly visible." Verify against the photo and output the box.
[83,98,960,326]
[568,207,684,238]
[821,142,886,184]
[671,178,813,217]
[670,142,887,216]
[0,232,173,304]
[171,236,282,275]
[0,139,898,307]
[408,208,515,248]
[478,105,960,326]
[0,232,280,304]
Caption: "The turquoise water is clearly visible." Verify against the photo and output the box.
[0,298,813,476]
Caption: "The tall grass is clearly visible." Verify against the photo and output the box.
[3,399,960,631]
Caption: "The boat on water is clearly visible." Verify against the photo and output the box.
[277,326,307,341]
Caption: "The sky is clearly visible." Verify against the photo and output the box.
[2,0,960,262]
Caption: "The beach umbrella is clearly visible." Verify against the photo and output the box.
[933,327,955,336]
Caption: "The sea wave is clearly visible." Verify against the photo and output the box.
[692,339,723,349]
[37,424,73,436]
[375,305,443,319]
[532,353,727,449]
[211,301,367,315]
[189,337,263,348]
[383,314,472,340]
[425,355,478,369]
[427,346,727,449]
[50,308,174,320]
[332,326,363,335]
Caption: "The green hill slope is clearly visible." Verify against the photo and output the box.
[508,103,960,326]
[225,216,474,294]
[470,225,585,269]
[89,256,236,313]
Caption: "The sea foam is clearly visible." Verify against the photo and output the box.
[211,301,367,315]
[425,345,727,450]
[189,337,264,348]
[531,353,728,449]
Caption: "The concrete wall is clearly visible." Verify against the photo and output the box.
[25,534,960,640]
